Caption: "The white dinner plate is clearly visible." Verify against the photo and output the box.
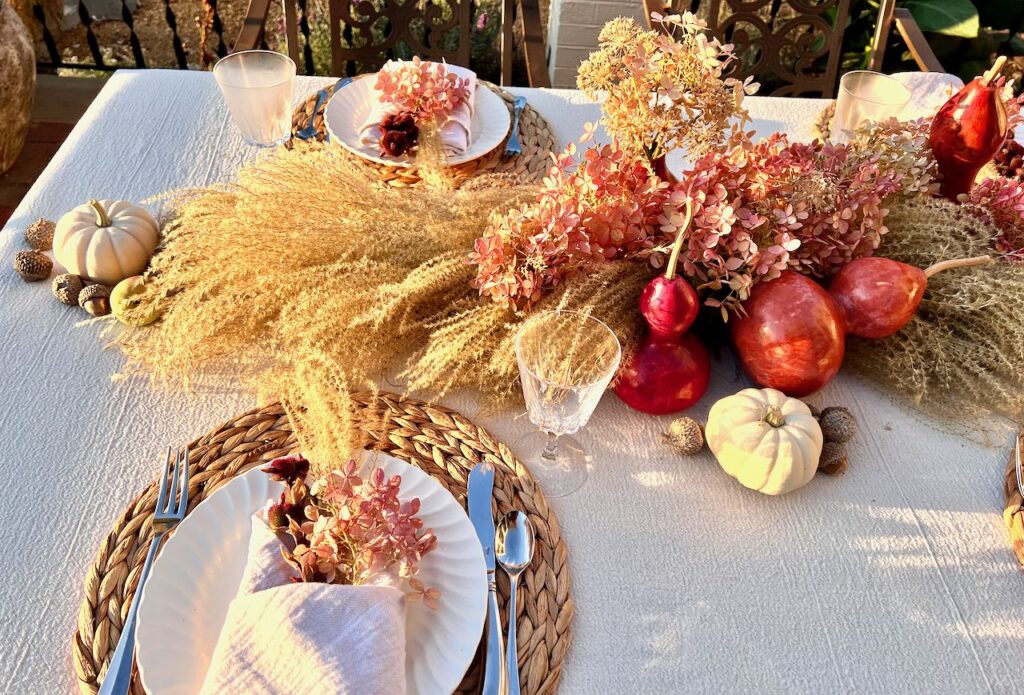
[324,67,511,167]
[135,450,487,695]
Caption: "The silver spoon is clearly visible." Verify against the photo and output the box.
[495,511,535,695]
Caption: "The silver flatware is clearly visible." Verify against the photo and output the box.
[496,511,535,695]
[296,77,352,141]
[1015,431,1023,499]
[503,96,527,159]
[99,448,190,695]
[467,463,506,695]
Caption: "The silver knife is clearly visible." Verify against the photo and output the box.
[468,463,507,695]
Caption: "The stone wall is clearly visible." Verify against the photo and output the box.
[546,0,646,87]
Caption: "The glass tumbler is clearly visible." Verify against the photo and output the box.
[515,310,621,498]
[213,50,296,147]
[833,70,911,144]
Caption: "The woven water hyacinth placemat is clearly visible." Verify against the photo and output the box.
[289,81,557,186]
[1003,433,1024,568]
[73,393,572,695]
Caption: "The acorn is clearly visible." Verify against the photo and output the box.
[662,416,705,456]
[13,250,52,281]
[52,273,85,306]
[818,441,848,475]
[24,218,56,251]
[819,406,857,444]
[78,283,111,316]
[807,403,821,419]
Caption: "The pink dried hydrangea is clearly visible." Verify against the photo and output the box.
[263,456,439,603]
[967,176,1024,262]
[662,132,904,314]
[375,57,470,124]
[468,139,671,309]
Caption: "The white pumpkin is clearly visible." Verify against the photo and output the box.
[705,388,823,496]
[53,199,158,285]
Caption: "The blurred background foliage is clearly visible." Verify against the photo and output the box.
[844,0,1024,90]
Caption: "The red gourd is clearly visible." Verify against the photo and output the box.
[615,200,710,414]
[615,333,711,414]
[730,271,845,397]
[829,255,994,338]
[931,57,1009,200]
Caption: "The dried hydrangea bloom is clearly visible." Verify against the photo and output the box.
[468,140,671,309]
[576,13,750,161]
[375,57,470,124]
[264,459,440,603]
[968,176,1024,262]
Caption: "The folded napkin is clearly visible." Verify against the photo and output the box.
[359,61,477,157]
[200,516,407,695]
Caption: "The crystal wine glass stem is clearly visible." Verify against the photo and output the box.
[541,432,559,461]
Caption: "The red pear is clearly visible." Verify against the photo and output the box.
[640,199,699,339]
[730,271,845,397]
[615,332,710,415]
[829,255,994,338]
[931,57,1009,200]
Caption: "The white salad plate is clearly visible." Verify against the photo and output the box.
[135,450,487,695]
[324,65,511,167]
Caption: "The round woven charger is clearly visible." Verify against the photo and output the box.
[1003,433,1024,568]
[288,81,557,187]
[73,393,572,695]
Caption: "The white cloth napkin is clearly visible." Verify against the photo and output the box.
[359,61,476,157]
[199,517,407,695]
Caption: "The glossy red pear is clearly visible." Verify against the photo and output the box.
[730,271,845,397]
[829,255,994,338]
[639,199,699,339]
[931,57,1009,200]
[615,332,710,414]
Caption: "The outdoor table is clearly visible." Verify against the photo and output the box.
[1,70,1022,694]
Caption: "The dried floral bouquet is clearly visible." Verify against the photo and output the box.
[261,454,441,606]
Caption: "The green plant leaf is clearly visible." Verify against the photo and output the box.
[903,0,980,38]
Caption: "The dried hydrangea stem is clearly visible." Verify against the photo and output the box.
[923,255,994,278]
[664,199,694,279]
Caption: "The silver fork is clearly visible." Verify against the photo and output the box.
[99,448,190,695]
[503,96,527,159]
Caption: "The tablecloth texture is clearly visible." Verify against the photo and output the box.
[1,70,1022,694]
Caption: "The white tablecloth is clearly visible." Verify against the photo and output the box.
[1,70,1022,694]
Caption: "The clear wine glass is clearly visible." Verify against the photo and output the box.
[833,70,910,144]
[514,310,621,497]
[213,50,296,147]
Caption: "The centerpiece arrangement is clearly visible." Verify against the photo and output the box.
[19,13,1024,488]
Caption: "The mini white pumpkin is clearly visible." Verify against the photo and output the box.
[53,199,159,285]
[705,388,823,495]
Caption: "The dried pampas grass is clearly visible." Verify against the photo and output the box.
[117,145,649,467]
[845,196,1024,427]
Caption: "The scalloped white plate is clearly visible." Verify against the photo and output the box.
[135,450,486,695]
[324,65,510,167]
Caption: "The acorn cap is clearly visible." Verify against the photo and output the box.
[52,274,85,306]
[820,406,857,444]
[78,283,112,316]
[662,416,705,456]
[24,218,56,251]
[13,250,52,282]
[818,441,848,475]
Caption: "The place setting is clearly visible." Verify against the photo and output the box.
[6,5,1024,695]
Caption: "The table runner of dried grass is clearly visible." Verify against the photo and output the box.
[289,81,557,187]
[72,393,572,694]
